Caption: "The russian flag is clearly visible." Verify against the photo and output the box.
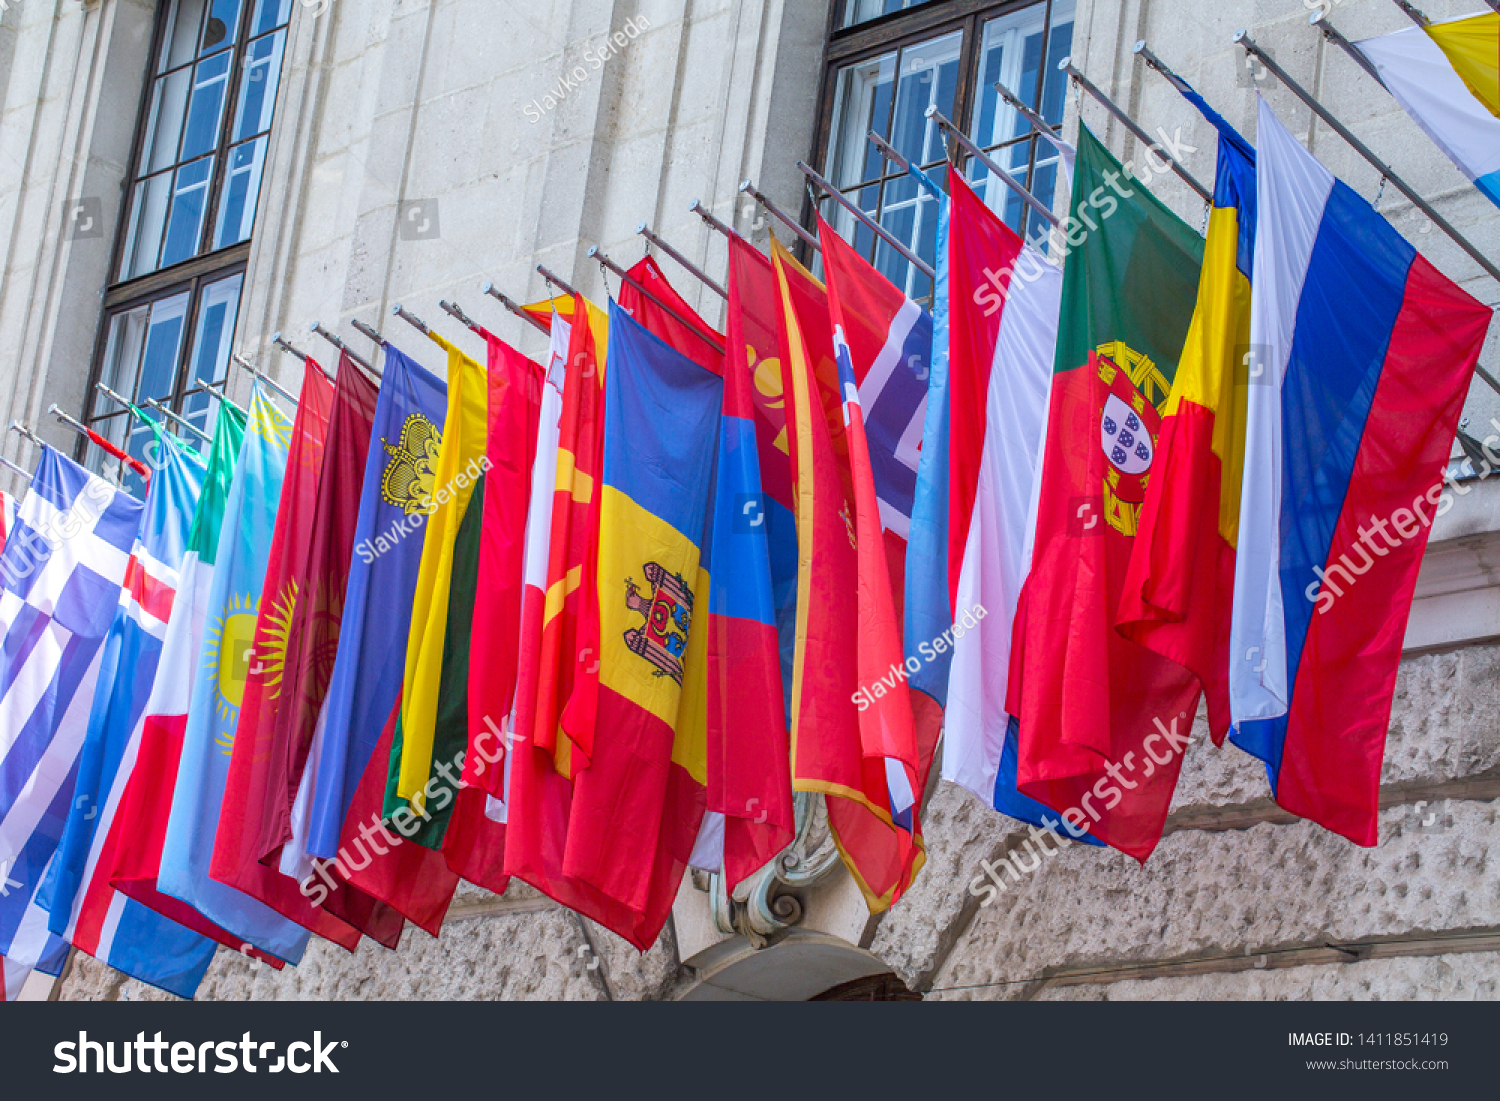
[1230,98,1492,846]
[1358,12,1500,209]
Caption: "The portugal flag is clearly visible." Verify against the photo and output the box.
[1006,126,1205,862]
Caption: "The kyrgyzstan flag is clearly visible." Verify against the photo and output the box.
[774,237,922,912]
[1118,83,1255,745]
[1006,125,1205,863]
[561,302,721,950]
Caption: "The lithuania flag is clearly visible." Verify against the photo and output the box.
[1118,82,1254,746]
[1006,125,1205,863]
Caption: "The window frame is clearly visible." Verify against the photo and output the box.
[80,0,290,469]
[807,0,1071,288]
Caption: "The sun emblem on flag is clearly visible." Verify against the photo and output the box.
[380,413,441,515]
[254,579,297,700]
[204,593,262,754]
[623,563,693,685]
[1095,342,1168,537]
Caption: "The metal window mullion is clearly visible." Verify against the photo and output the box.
[199,0,258,259]
[1020,0,1055,230]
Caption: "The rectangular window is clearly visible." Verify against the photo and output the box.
[815,0,1075,301]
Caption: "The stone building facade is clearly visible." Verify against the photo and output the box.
[2,0,1496,1000]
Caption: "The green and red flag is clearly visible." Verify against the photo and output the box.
[1006,126,1206,862]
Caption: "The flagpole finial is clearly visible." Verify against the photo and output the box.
[1232,29,1249,44]
[1058,54,1071,70]
[1132,39,1146,54]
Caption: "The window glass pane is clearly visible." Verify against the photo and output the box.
[214,135,268,249]
[200,0,243,56]
[182,273,243,443]
[180,51,232,161]
[161,156,215,268]
[162,0,207,73]
[842,0,933,29]
[138,294,191,402]
[887,32,962,177]
[95,306,150,419]
[250,0,293,36]
[826,52,895,192]
[141,67,192,175]
[233,30,286,141]
[121,173,173,280]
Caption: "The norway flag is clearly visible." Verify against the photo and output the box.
[1231,98,1491,845]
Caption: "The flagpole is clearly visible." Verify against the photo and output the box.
[797,161,936,278]
[739,180,822,252]
[636,224,728,300]
[992,81,1060,146]
[481,284,551,335]
[588,247,727,356]
[46,405,129,477]
[0,454,29,483]
[192,379,249,417]
[310,322,376,377]
[924,106,1066,225]
[1299,16,1385,85]
[95,383,167,434]
[144,398,212,444]
[271,332,310,363]
[1234,29,1500,284]
[537,265,580,300]
[1058,59,1213,203]
[439,300,487,340]
[231,353,298,405]
[392,304,431,335]
[1391,0,1428,23]
[688,199,746,246]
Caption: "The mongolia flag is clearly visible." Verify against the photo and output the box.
[1229,99,1490,846]
[35,425,225,997]
[561,302,720,950]
[157,384,312,962]
[0,449,142,972]
[306,345,446,861]
[387,332,488,845]
[941,171,1082,835]
[774,237,922,911]
[108,402,284,961]
[1358,12,1500,208]
[1118,83,1255,744]
[1006,125,1205,862]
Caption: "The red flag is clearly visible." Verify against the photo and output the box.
[620,254,724,376]
[773,238,922,912]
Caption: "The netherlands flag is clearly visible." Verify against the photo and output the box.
[1230,98,1492,845]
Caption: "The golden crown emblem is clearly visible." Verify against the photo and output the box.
[380,413,441,515]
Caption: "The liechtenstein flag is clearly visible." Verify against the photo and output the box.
[1231,98,1492,846]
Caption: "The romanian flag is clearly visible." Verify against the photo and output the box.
[1005,126,1205,863]
[773,237,922,911]
[561,302,720,948]
[387,332,489,844]
[1357,12,1500,209]
[1118,83,1254,745]
[1229,99,1490,846]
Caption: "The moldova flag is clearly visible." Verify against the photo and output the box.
[1358,12,1500,209]
[1006,125,1205,863]
[561,302,720,949]
[1229,99,1491,846]
[1118,80,1254,745]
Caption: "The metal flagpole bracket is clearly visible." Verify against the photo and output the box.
[1392,0,1430,26]
[232,353,298,405]
[590,247,726,356]
[924,105,1063,226]
[1059,56,1213,203]
[310,322,374,378]
[1305,14,1385,86]
[1234,29,1500,284]
[481,284,551,336]
[350,318,385,346]
[739,180,822,253]
[145,398,212,444]
[637,224,728,300]
[440,300,486,339]
[48,403,98,441]
[993,81,1059,142]
[392,304,431,336]
[95,383,160,432]
[271,332,309,363]
[191,379,249,417]
[688,199,744,245]
[8,421,43,449]
[537,265,580,300]
[797,160,936,278]
[867,130,913,175]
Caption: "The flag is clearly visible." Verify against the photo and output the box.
[1006,125,1206,862]
[1118,83,1255,745]
[559,302,720,949]
[157,383,312,961]
[1229,99,1490,846]
[306,345,446,860]
[621,254,725,376]
[0,447,143,967]
[940,169,1090,842]
[34,424,229,996]
[774,237,923,911]
[444,333,546,891]
[1,895,68,1001]
[386,333,488,846]
[108,402,289,963]
[1357,14,1500,210]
